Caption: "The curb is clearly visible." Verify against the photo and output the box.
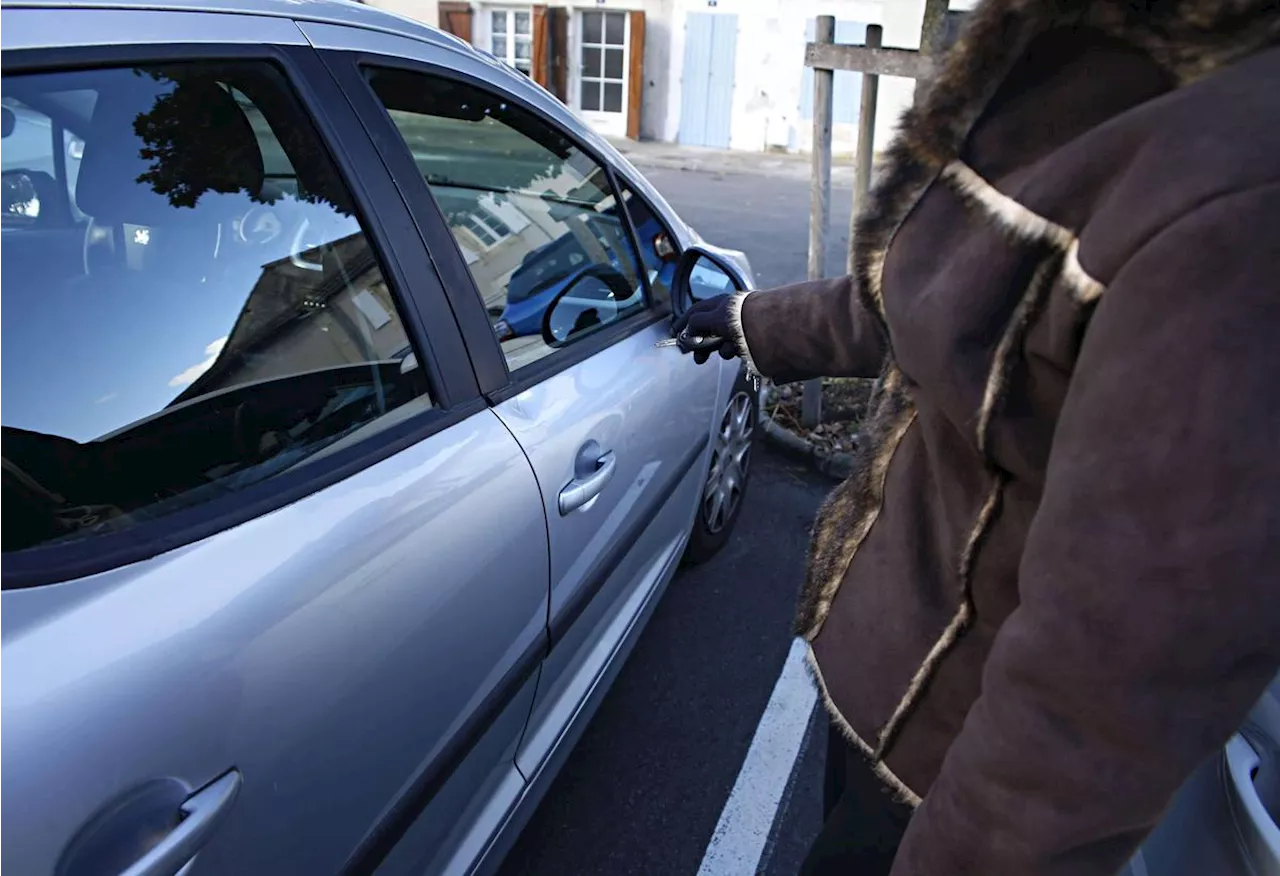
[759,414,856,482]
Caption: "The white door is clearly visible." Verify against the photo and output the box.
[576,10,629,137]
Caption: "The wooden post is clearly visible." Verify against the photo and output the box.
[803,14,836,429]
[848,24,882,276]
[914,0,950,102]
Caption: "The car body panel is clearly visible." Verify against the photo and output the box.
[491,320,720,774]
[1,4,308,48]
[1124,675,1280,876]
[0,408,549,876]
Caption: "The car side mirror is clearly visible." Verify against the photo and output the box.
[670,245,751,318]
[540,264,634,348]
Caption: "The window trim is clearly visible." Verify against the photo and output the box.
[1,42,483,590]
[320,49,669,402]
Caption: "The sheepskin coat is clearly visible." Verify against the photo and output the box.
[732,1,1280,872]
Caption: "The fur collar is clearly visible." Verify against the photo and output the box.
[849,0,1280,320]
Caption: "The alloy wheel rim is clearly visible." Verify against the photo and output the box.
[703,391,754,534]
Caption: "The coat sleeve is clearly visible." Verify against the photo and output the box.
[890,186,1280,876]
[731,275,888,382]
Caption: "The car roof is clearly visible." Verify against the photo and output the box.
[2,0,478,57]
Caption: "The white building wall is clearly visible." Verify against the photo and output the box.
[365,0,440,28]
[655,0,976,156]
[656,0,891,155]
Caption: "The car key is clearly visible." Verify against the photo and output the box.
[655,327,725,355]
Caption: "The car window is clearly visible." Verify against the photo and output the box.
[1,61,432,558]
[616,181,680,303]
[364,67,647,373]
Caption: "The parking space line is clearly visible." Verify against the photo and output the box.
[696,637,818,876]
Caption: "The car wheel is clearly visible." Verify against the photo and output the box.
[684,370,757,564]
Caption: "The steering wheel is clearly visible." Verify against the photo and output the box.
[231,199,336,278]
[234,203,287,247]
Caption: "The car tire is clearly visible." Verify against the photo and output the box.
[684,368,757,565]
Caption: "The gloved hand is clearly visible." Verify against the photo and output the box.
[671,296,743,364]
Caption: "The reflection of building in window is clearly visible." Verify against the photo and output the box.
[490,8,533,75]
[172,230,411,404]
[461,206,513,247]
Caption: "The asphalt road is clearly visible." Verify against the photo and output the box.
[497,162,840,876]
[643,166,857,290]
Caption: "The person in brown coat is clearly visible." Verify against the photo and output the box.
[676,0,1280,873]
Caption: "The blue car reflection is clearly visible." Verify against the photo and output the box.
[494,208,675,341]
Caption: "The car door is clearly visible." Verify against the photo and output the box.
[309,32,728,785]
[0,12,547,876]
[1122,674,1280,876]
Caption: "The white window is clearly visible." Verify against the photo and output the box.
[579,11,627,115]
[462,205,514,247]
[490,8,533,75]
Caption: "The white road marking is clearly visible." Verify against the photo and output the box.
[697,637,818,876]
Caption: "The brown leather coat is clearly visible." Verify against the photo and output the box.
[730,1,1280,872]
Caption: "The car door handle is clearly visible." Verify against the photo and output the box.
[119,770,242,876]
[559,448,617,515]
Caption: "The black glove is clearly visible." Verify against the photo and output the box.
[671,296,742,364]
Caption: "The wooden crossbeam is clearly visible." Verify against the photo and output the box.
[804,42,934,79]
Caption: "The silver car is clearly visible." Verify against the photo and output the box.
[0,2,757,873]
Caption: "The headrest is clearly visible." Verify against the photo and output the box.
[76,74,265,225]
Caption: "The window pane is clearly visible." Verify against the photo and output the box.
[491,10,508,31]
[582,11,602,43]
[603,82,624,113]
[580,80,600,112]
[367,68,646,373]
[1,62,431,555]
[580,47,601,79]
[492,36,509,60]
[604,48,624,80]
[514,11,531,34]
[618,182,676,300]
[515,38,532,61]
[605,12,625,45]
